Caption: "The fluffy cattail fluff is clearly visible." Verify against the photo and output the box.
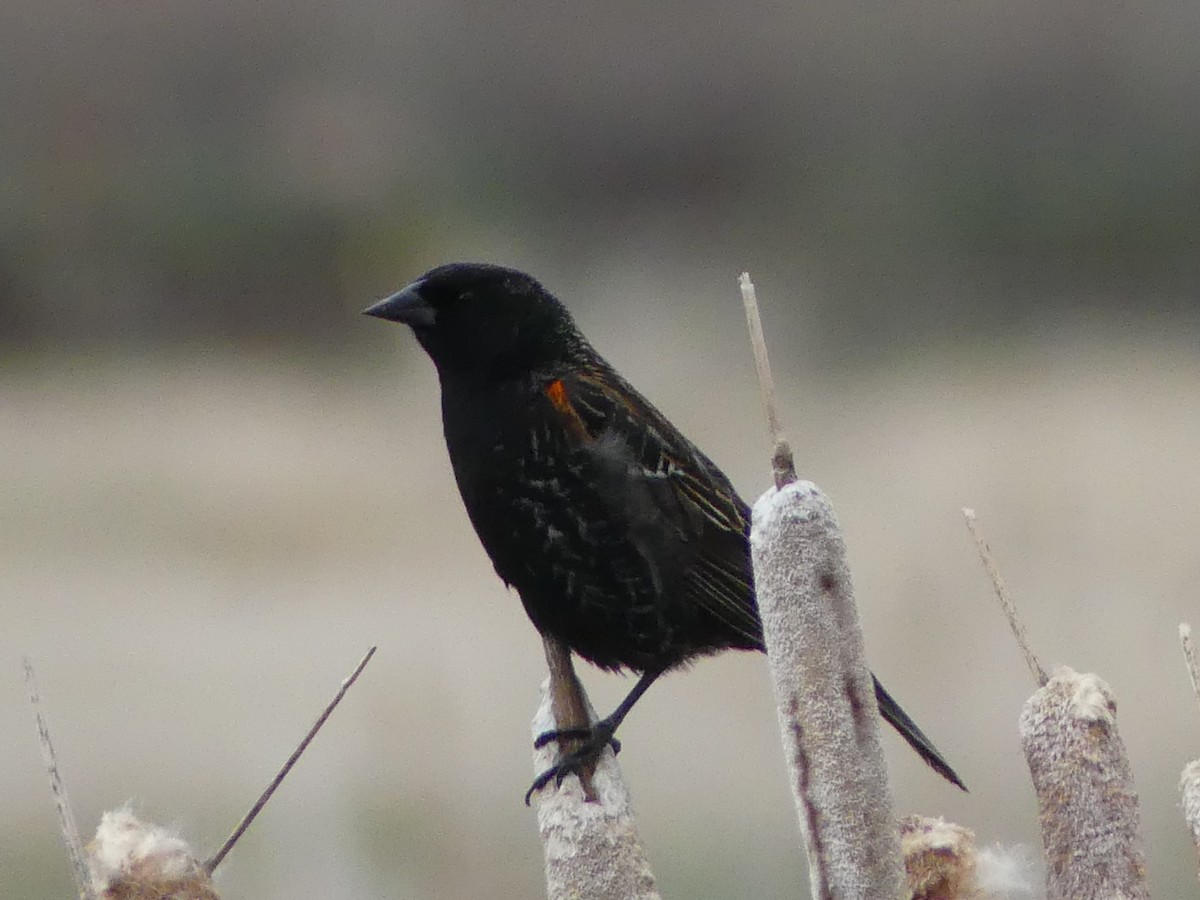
[974,845,1041,899]
[902,815,979,899]
[901,816,1041,900]
[88,806,219,900]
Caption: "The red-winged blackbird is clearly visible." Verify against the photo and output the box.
[365,262,965,798]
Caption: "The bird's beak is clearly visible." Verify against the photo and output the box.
[362,280,436,327]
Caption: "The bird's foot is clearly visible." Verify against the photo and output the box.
[532,726,621,755]
[525,719,618,805]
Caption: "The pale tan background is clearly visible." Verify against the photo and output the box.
[3,1,1200,896]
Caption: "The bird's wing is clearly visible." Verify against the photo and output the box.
[541,369,763,649]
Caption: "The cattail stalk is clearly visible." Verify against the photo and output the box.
[1177,623,1200,883]
[1019,667,1148,899]
[751,479,903,898]
[530,670,660,900]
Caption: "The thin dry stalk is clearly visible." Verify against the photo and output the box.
[204,645,377,873]
[1180,624,1200,714]
[739,272,795,487]
[24,657,94,900]
[751,480,903,898]
[962,508,1047,685]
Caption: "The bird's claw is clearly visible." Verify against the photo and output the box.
[523,763,563,805]
[525,722,618,805]
[533,726,620,755]
[524,748,595,805]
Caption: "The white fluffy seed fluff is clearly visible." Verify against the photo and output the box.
[88,805,216,898]
[1057,666,1117,725]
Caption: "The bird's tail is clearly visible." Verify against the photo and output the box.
[872,675,967,791]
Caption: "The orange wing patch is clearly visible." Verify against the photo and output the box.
[545,378,569,410]
[545,379,591,441]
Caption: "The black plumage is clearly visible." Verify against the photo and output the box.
[365,262,964,796]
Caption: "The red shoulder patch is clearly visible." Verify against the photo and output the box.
[544,379,591,441]
[546,379,570,412]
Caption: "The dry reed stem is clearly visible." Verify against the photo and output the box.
[962,508,1047,685]
[739,272,795,488]
[24,657,94,900]
[204,645,376,873]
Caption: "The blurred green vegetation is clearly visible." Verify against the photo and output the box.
[2,0,1197,354]
[1,150,440,344]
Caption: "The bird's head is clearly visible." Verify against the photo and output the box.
[364,263,587,381]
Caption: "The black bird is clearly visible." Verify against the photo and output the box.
[365,262,964,798]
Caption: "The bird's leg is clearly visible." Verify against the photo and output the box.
[532,637,600,801]
[526,659,665,805]
[532,637,622,755]
[540,636,591,741]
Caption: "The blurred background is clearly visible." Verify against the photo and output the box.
[3,1,1199,896]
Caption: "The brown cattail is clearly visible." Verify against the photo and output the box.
[1019,667,1147,899]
